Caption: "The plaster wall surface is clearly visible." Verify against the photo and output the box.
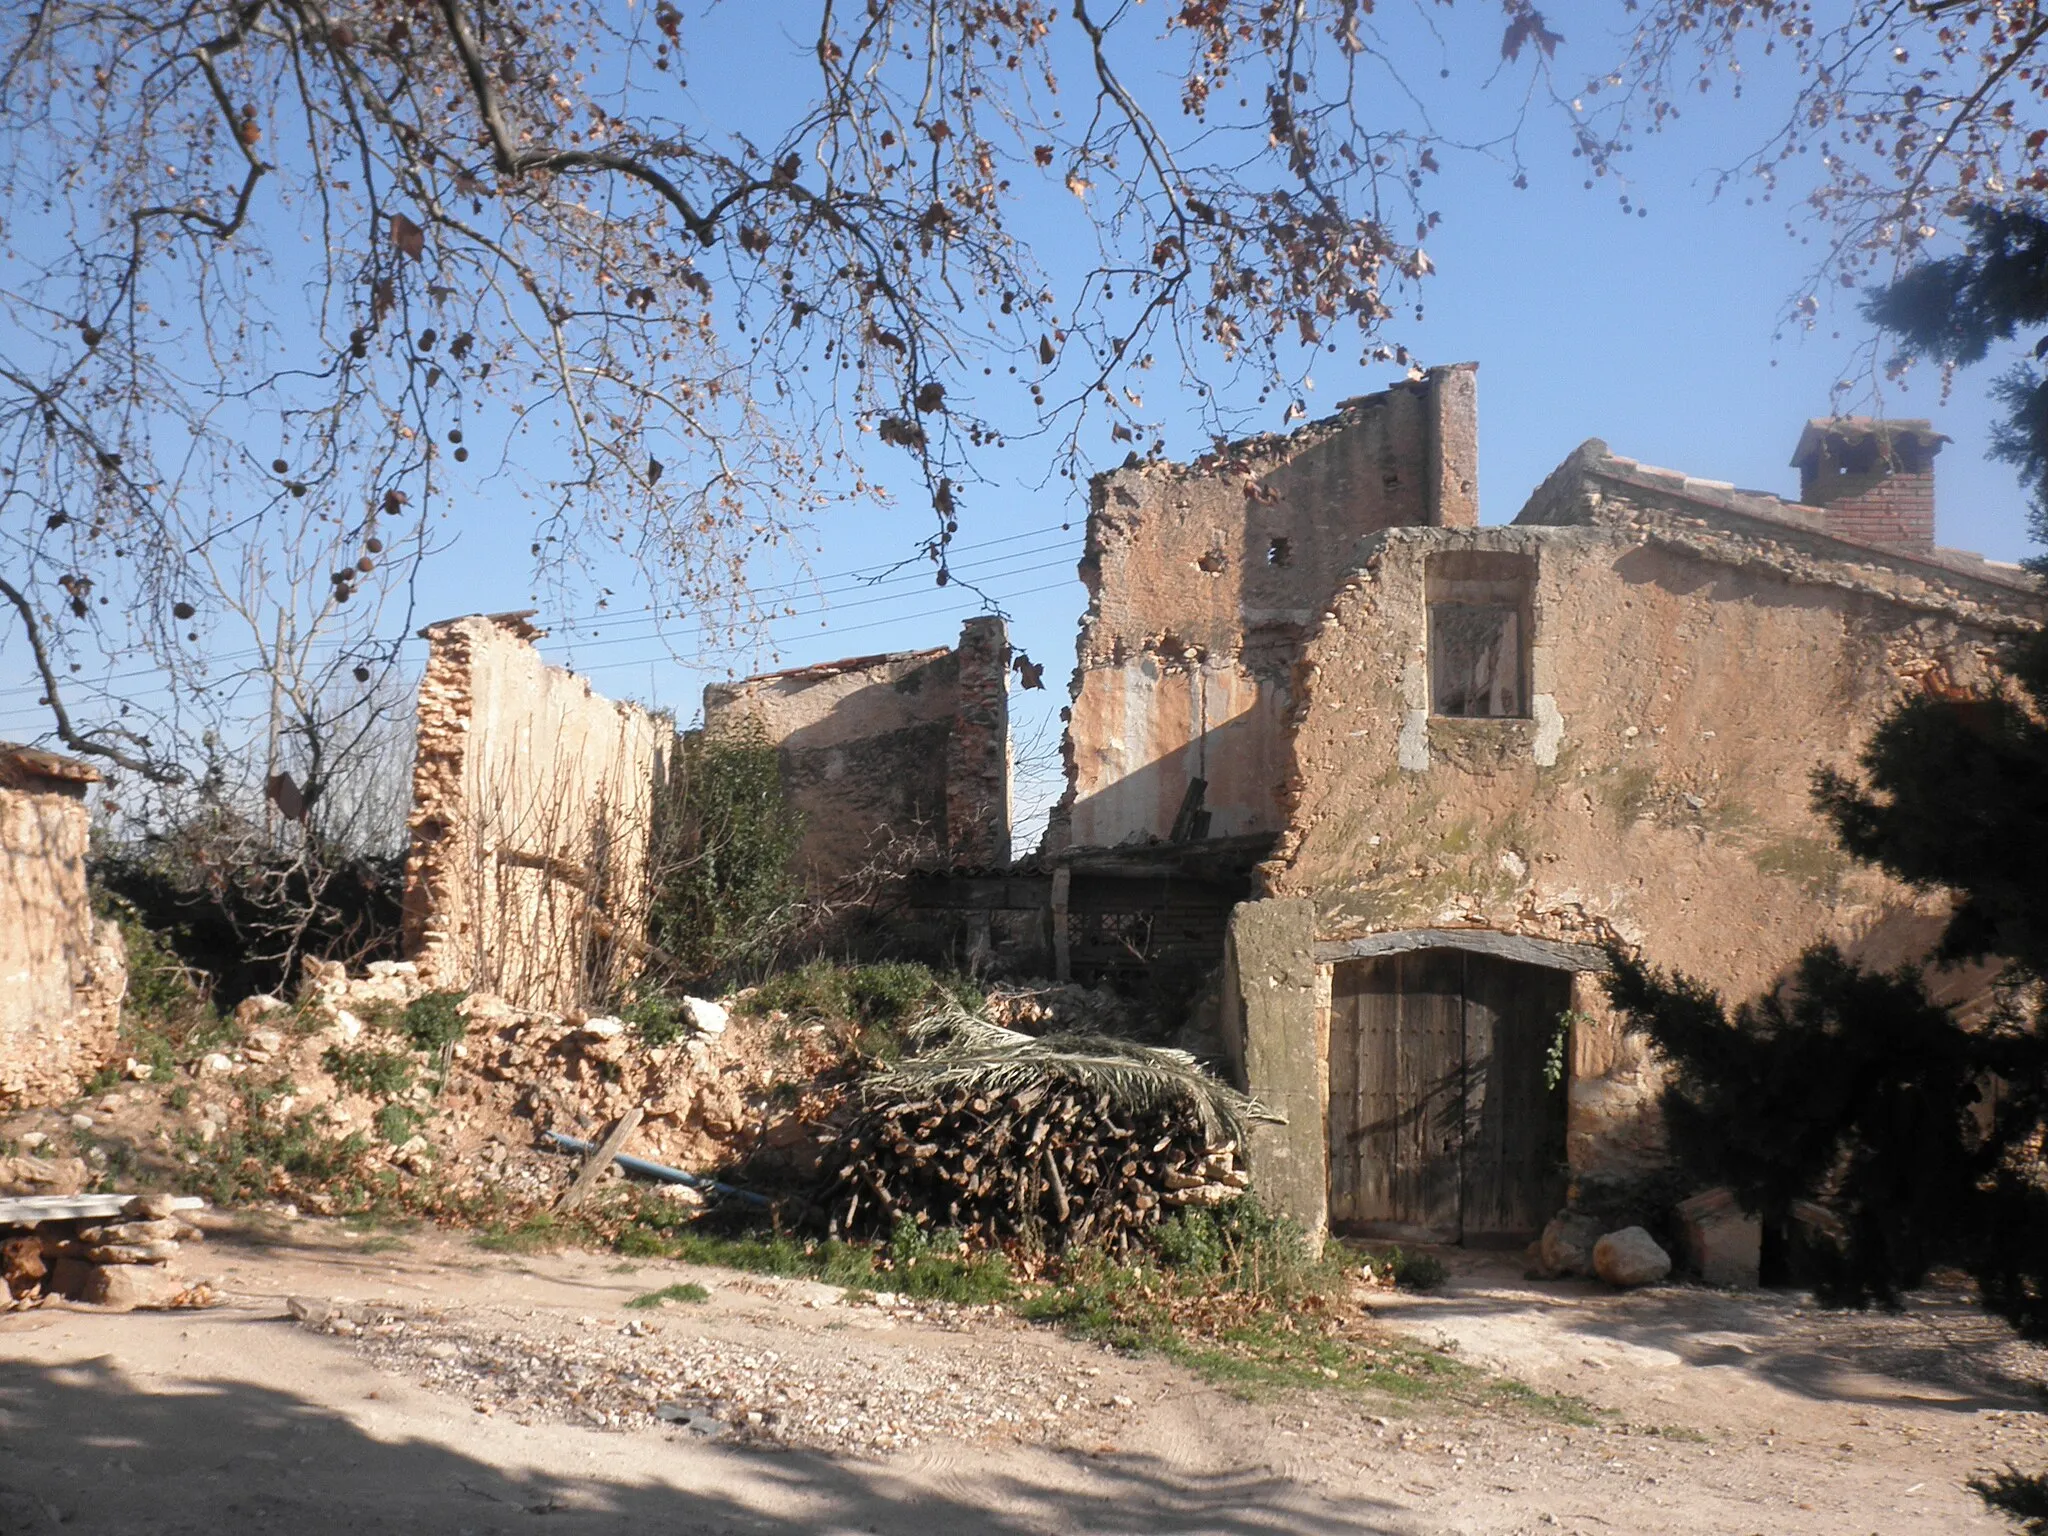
[402,614,668,1012]
[0,752,124,1106]
[1264,509,2037,1184]
[1060,366,1476,848]
[1222,896,1327,1241]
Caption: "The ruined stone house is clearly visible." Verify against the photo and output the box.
[399,612,1016,1007]
[701,614,1013,891]
[844,373,2038,1252]
[390,369,2041,1260]
[1208,409,2039,1249]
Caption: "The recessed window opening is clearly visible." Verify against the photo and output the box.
[1427,551,1534,719]
[1266,537,1292,567]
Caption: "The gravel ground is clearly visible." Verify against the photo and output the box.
[295,1286,1129,1455]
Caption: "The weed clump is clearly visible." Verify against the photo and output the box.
[621,993,688,1046]
[1360,1245,1448,1292]
[321,1044,415,1097]
[401,991,467,1052]
[89,898,235,1085]
[626,1282,710,1308]
[374,1103,423,1144]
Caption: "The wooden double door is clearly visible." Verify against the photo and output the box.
[1328,949,1568,1244]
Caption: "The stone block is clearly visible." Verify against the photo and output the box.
[1537,1210,1602,1278]
[1592,1226,1671,1288]
[682,997,729,1036]
[80,1261,179,1310]
[1674,1187,1761,1288]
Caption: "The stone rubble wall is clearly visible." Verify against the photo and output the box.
[703,616,1012,891]
[401,614,670,1013]
[1055,365,1477,850]
[0,751,124,1108]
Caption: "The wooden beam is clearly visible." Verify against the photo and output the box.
[553,1107,644,1213]
[1312,928,1608,973]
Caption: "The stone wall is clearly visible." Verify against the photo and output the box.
[0,748,124,1107]
[702,616,1012,892]
[1056,365,1477,849]
[401,613,671,1013]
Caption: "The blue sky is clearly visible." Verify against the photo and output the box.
[1,2,2032,840]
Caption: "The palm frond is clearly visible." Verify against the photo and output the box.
[870,999,1281,1144]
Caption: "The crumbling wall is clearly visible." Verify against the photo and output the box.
[1057,364,1477,849]
[703,616,1011,892]
[1264,513,2037,1189]
[0,748,124,1107]
[402,614,669,1012]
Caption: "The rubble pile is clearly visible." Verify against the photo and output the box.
[0,1190,207,1309]
[190,958,846,1208]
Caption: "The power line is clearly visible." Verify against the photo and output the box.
[566,576,1077,682]
[0,523,1084,705]
[0,563,1084,727]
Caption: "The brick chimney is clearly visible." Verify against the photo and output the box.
[1790,417,1948,553]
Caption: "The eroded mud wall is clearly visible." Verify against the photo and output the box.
[402,614,669,1012]
[1058,365,1477,849]
[0,749,123,1106]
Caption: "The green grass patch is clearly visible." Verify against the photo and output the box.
[1493,1378,1606,1427]
[607,1204,1014,1303]
[626,1281,710,1309]
[374,1103,423,1144]
[474,1212,593,1254]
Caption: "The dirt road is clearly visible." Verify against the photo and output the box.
[0,1215,2041,1535]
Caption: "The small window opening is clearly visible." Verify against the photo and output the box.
[1197,548,1228,574]
[1266,537,1292,567]
[1427,551,1533,719]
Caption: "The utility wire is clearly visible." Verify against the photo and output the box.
[0,523,1083,706]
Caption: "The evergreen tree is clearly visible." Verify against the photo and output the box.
[1866,202,2048,570]
[1610,216,2048,1522]
[1604,628,2048,1337]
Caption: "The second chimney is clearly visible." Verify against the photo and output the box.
[1790,417,1947,553]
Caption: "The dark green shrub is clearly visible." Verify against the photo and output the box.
[622,993,687,1046]
[322,1044,415,1097]
[748,960,973,1027]
[401,991,467,1051]
[1150,1198,1333,1299]
[849,963,954,1024]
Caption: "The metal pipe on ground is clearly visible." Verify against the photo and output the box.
[540,1131,770,1209]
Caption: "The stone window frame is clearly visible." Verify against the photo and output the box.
[1425,550,1535,721]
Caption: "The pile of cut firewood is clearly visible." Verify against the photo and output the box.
[820,1005,1266,1252]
